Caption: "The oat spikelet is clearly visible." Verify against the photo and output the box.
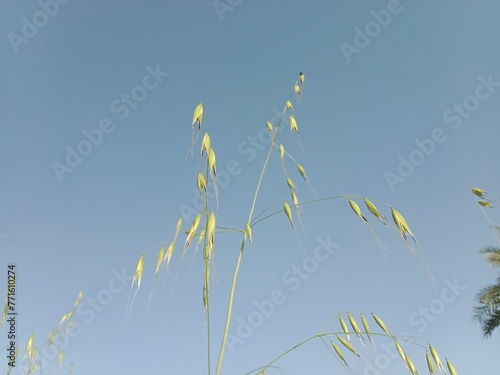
[332,342,349,367]
[1,300,8,327]
[286,177,296,192]
[289,115,299,135]
[124,254,144,325]
[360,313,372,343]
[133,255,144,291]
[391,207,416,243]
[406,355,417,375]
[426,350,436,375]
[279,144,285,161]
[184,213,202,254]
[192,102,203,129]
[206,211,216,258]
[201,132,211,155]
[197,172,207,194]
[266,121,273,133]
[478,200,492,207]
[371,313,392,337]
[283,201,295,231]
[394,341,408,368]
[57,351,64,367]
[148,246,165,305]
[174,218,183,239]
[285,100,294,111]
[446,358,458,375]
[73,290,83,308]
[429,344,446,373]
[245,223,253,245]
[297,164,308,181]
[294,84,301,95]
[471,187,486,198]
[336,335,361,358]
[299,72,305,85]
[208,148,216,177]
[348,199,367,222]
[347,312,362,341]
[164,242,175,267]
[364,198,387,224]
[291,191,300,208]
[339,315,350,341]
[24,332,35,363]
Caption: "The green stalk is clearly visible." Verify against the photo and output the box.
[215,113,285,375]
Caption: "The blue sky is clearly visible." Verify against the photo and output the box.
[1,1,500,374]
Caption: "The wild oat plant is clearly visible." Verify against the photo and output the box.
[2,74,459,375]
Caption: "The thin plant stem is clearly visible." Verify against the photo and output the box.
[215,109,286,375]
[214,237,246,375]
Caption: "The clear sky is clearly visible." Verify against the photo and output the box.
[1,1,500,374]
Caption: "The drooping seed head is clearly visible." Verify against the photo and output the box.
[348,199,367,222]
[283,201,294,230]
[291,191,299,207]
[394,341,408,368]
[446,358,458,375]
[406,355,417,375]
[336,335,361,358]
[164,241,175,265]
[197,172,207,194]
[426,351,436,375]
[371,313,392,337]
[339,315,350,339]
[286,100,294,111]
[201,132,211,155]
[74,290,83,308]
[347,312,362,338]
[133,255,144,290]
[294,84,301,95]
[266,121,273,133]
[58,351,64,367]
[297,164,308,181]
[364,198,387,223]
[299,72,305,85]
[332,342,348,366]
[478,200,492,207]
[245,223,253,244]
[360,313,372,342]
[286,177,296,192]
[391,207,416,243]
[174,218,183,239]
[208,148,216,177]
[192,102,203,129]
[155,246,165,277]
[471,187,486,198]
[206,211,216,256]
[289,115,299,134]
[184,213,202,252]
[279,144,285,161]
[24,332,35,363]
[429,344,445,373]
